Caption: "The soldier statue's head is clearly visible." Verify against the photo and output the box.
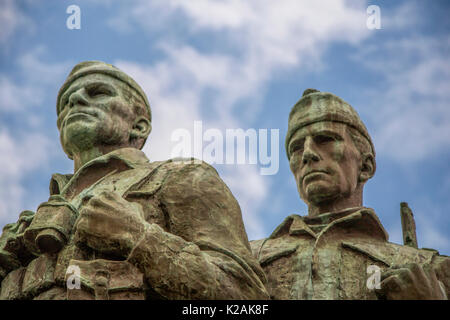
[285,89,376,217]
[56,61,152,171]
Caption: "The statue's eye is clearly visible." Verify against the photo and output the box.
[314,134,335,144]
[289,140,304,156]
[87,84,113,97]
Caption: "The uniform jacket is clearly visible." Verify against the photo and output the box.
[0,148,268,300]
[250,208,449,300]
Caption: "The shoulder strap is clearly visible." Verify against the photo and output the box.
[123,160,173,198]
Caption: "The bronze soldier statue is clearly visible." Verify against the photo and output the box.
[0,61,269,300]
[251,89,449,300]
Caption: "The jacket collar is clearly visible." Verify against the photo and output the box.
[49,148,150,197]
[269,207,389,242]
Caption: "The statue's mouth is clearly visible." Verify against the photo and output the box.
[63,109,98,126]
[302,170,329,183]
[67,112,95,118]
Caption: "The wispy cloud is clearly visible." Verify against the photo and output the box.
[0,0,34,49]
[0,129,52,224]
[0,75,41,111]
[110,0,372,85]
[381,1,423,30]
[0,47,70,224]
[0,46,69,113]
[356,35,450,162]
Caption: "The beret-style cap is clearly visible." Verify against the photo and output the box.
[56,61,151,121]
[285,89,374,159]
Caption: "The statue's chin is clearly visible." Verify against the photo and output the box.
[61,121,99,155]
[302,181,339,205]
[61,119,130,157]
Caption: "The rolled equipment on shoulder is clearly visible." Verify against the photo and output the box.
[24,195,78,254]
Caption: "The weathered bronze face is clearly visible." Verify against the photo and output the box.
[288,121,362,209]
[57,73,138,159]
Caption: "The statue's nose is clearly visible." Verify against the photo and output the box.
[68,88,88,108]
[302,137,320,165]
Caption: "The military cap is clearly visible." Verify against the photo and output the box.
[56,61,151,121]
[285,89,374,159]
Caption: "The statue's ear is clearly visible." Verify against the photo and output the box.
[130,116,151,141]
[359,153,375,183]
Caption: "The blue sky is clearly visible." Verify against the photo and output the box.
[0,0,449,255]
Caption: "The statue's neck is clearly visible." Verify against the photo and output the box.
[307,189,363,218]
[303,206,362,226]
[73,145,123,173]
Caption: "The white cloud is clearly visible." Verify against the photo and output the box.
[109,1,372,107]
[17,46,70,85]
[0,0,34,47]
[0,75,40,111]
[0,46,70,113]
[0,48,70,224]
[169,0,369,42]
[382,1,422,30]
[167,0,253,30]
[0,129,52,224]
[183,0,369,68]
[358,36,450,162]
